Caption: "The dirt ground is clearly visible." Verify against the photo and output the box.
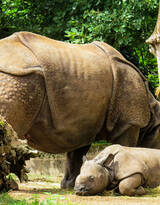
[9,175,160,205]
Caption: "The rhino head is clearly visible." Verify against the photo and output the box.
[74,157,110,195]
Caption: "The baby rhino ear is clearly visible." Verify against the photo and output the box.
[105,154,114,165]
[83,155,88,163]
[97,153,114,167]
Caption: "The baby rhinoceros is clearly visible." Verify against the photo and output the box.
[74,144,160,196]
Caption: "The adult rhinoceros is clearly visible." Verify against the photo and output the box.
[0,31,159,188]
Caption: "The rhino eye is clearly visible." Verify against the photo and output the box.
[89,176,95,182]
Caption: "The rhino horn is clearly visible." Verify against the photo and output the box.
[146,1,160,97]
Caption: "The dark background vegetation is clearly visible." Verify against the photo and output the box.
[0,0,159,93]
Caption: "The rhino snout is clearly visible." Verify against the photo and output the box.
[74,184,90,196]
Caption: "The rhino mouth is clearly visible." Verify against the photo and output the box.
[75,189,90,196]
[74,184,91,196]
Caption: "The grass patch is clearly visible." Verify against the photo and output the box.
[0,193,27,205]
[92,140,111,146]
[0,192,78,205]
[102,186,160,198]
[142,186,160,197]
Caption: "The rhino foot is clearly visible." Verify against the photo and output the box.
[61,145,91,189]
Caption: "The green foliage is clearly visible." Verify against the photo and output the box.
[0,193,77,205]
[0,0,159,92]
[0,120,5,128]
[64,0,159,92]
[0,193,27,205]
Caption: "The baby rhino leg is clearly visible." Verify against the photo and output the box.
[119,174,145,196]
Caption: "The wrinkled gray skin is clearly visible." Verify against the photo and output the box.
[75,145,160,196]
[1,31,160,188]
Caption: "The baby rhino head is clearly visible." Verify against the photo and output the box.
[74,159,109,195]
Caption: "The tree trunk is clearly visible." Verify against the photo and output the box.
[146,0,160,98]
[0,117,39,192]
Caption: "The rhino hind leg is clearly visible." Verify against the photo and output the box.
[118,174,145,196]
[61,145,91,189]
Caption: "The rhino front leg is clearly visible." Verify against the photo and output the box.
[61,145,91,189]
[119,173,145,196]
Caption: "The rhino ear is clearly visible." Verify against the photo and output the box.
[83,155,88,163]
[104,153,114,166]
[97,153,114,167]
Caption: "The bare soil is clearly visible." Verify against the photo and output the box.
[9,176,160,205]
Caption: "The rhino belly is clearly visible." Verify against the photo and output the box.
[28,125,94,154]
[28,92,109,153]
